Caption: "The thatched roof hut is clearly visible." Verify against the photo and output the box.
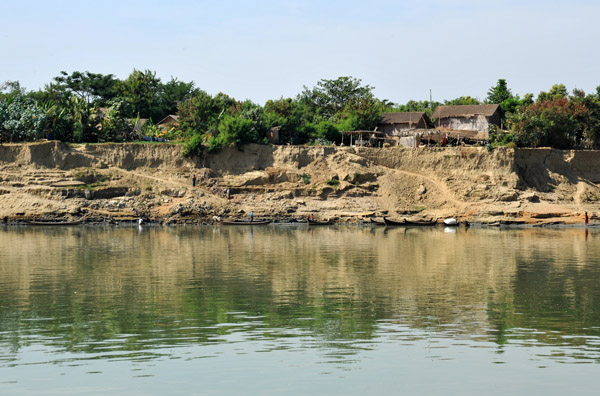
[431,104,502,132]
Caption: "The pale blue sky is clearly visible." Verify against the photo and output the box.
[1,0,598,104]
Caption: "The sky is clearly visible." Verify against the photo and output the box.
[1,0,599,105]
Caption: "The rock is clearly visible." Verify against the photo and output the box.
[51,180,86,187]
[523,192,540,203]
[497,190,519,202]
[417,184,427,195]
[126,188,141,196]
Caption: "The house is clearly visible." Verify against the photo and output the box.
[156,115,180,130]
[431,104,502,133]
[378,112,434,136]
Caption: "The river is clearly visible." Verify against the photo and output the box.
[1,225,599,395]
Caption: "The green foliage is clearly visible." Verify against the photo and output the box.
[444,96,481,106]
[300,76,375,120]
[537,84,568,102]
[391,99,440,117]
[118,69,164,120]
[263,97,304,144]
[51,70,119,106]
[6,72,600,151]
[326,175,340,186]
[41,101,73,141]
[204,113,263,152]
[302,174,311,184]
[0,92,48,142]
[0,81,27,102]
[97,99,136,142]
[315,120,340,143]
[489,125,514,146]
[217,114,259,149]
[569,88,600,148]
[177,90,235,137]
[182,133,204,157]
[161,77,199,116]
[487,79,513,104]
[207,134,225,152]
[67,96,98,143]
[509,98,588,148]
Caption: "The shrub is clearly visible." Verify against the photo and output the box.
[182,134,204,157]
[326,176,340,186]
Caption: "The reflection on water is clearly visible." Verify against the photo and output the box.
[1,225,600,395]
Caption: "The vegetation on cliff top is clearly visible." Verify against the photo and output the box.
[2,71,600,150]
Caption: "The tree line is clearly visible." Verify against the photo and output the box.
[2,70,600,151]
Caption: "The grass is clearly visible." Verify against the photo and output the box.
[326,178,340,186]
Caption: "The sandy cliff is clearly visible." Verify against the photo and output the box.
[1,141,599,225]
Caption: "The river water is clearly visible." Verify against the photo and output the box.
[1,225,599,395]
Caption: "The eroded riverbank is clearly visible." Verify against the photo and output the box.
[1,141,599,225]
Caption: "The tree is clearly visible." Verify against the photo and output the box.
[570,89,600,148]
[0,81,27,102]
[510,98,588,148]
[208,114,259,152]
[177,90,236,138]
[298,76,376,121]
[315,120,340,143]
[51,71,119,106]
[392,99,440,117]
[487,79,513,104]
[537,84,568,102]
[118,69,164,120]
[263,97,306,144]
[0,92,48,142]
[97,99,136,142]
[444,96,481,106]
[161,77,199,115]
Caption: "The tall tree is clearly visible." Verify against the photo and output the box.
[52,71,119,106]
[537,84,568,102]
[487,79,513,104]
[299,76,376,120]
[118,69,163,120]
[444,96,481,106]
[161,77,199,116]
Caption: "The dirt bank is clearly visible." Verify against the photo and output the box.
[1,141,599,225]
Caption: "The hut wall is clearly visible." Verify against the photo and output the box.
[380,120,426,136]
[399,136,419,148]
[438,115,492,132]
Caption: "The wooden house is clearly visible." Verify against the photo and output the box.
[431,104,502,132]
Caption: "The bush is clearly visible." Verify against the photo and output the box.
[208,114,261,151]
[207,134,224,153]
[182,134,204,157]
[326,176,340,186]
[0,94,48,142]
